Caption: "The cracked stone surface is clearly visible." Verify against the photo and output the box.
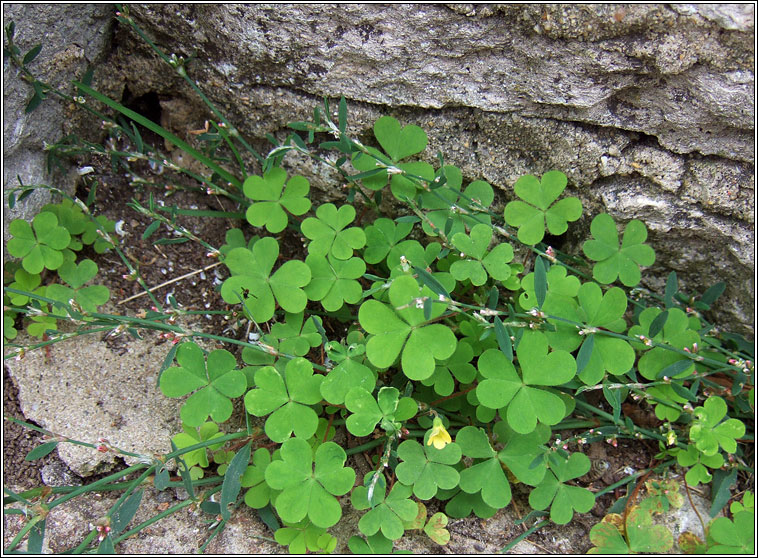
[2,4,114,245]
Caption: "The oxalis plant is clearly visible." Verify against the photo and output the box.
[3,8,754,554]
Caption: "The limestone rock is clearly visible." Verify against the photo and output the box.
[2,4,113,244]
[5,325,185,476]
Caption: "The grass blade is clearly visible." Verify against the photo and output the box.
[73,81,240,189]
[220,442,251,521]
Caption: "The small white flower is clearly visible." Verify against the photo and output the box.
[114,220,127,237]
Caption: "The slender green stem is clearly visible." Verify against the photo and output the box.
[4,515,42,554]
[111,493,204,545]
[499,519,550,553]
[345,437,386,456]
[573,398,686,450]
[553,420,602,430]
[107,468,155,522]
[214,124,247,177]
[67,529,99,554]
[75,81,241,189]
[594,458,677,497]
[116,9,263,165]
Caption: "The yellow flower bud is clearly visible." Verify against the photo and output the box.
[427,417,451,450]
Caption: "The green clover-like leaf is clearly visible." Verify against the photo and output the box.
[25,312,57,339]
[7,213,71,274]
[476,332,576,434]
[454,426,512,509]
[241,447,278,509]
[159,342,246,427]
[265,438,355,528]
[518,264,583,351]
[7,268,43,306]
[80,215,116,253]
[676,444,724,486]
[494,421,551,487]
[360,275,457,381]
[503,171,582,245]
[444,488,498,520]
[171,422,225,472]
[395,436,462,500]
[347,532,395,554]
[351,146,391,191]
[708,511,755,554]
[420,170,494,239]
[46,259,110,313]
[345,386,417,437]
[588,507,673,554]
[240,344,278,387]
[301,203,366,260]
[57,258,97,289]
[221,237,311,322]
[421,340,477,397]
[363,217,414,264]
[519,264,581,313]
[423,512,450,546]
[305,253,366,311]
[373,116,428,162]
[219,227,258,256]
[450,224,513,286]
[268,311,323,357]
[41,199,87,237]
[390,161,435,201]
[244,357,324,443]
[625,506,674,552]
[243,167,311,233]
[632,308,700,385]
[529,452,595,524]
[274,520,337,555]
[4,312,18,341]
[689,396,745,457]
[352,474,419,541]
[573,282,635,385]
[320,358,376,406]
[386,240,443,274]
[730,491,754,515]
[582,212,655,287]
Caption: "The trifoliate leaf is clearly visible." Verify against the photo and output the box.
[582,213,655,287]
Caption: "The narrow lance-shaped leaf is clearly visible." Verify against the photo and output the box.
[575,334,594,375]
[413,265,450,300]
[111,490,143,534]
[220,442,252,521]
[338,96,348,133]
[700,282,726,307]
[656,358,694,380]
[494,316,513,362]
[648,309,668,339]
[534,256,547,310]
[664,271,677,308]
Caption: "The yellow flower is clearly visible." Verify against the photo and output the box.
[427,417,451,450]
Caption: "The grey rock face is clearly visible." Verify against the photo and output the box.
[2,4,113,244]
